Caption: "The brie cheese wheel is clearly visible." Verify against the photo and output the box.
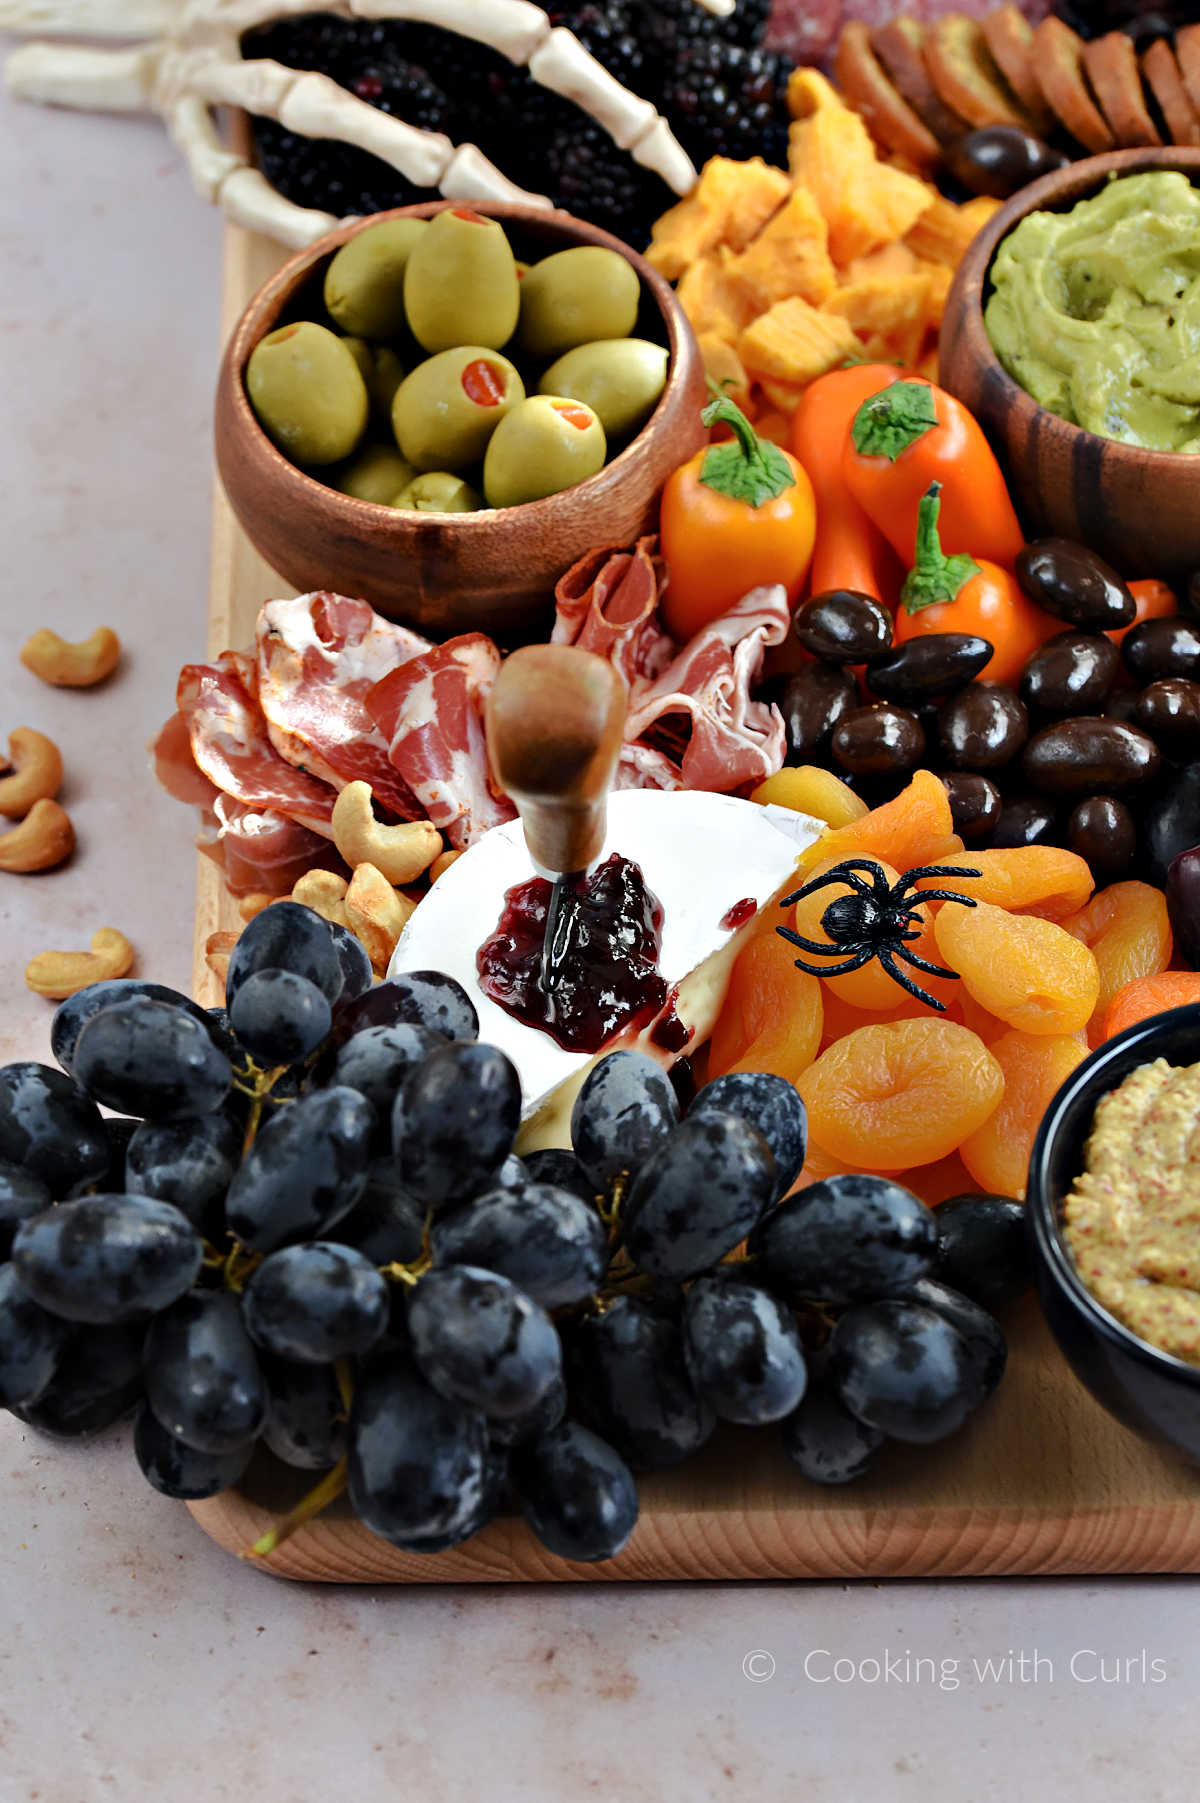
[388,790,822,1137]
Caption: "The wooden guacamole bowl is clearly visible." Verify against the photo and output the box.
[214,200,708,643]
[939,146,1200,583]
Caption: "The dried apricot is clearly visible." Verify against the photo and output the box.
[797,1017,1003,1170]
[1103,971,1200,1040]
[933,899,1100,1035]
[709,928,823,1080]
[791,769,963,883]
[914,846,1093,920]
[903,1153,977,1207]
[751,764,868,828]
[1062,881,1173,1041]
[959,1029,1087,1199]
[818,985,962,1047]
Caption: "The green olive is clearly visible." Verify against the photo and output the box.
[517,247,640,359]
[340,335,374,387]
[538,338,668,439]
[334,443,417,505]
[403,208,520,353]
[344,340,406,425]
[393,472,484,514]
[392,345,524,472]
[324,218,427,339]
[483,394,607,508]
[246,320,369,466]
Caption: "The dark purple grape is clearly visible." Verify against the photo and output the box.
[905,1276,1006,1398]
[793,590,893,663]
[1167,845,1200,970]
[330,1162,426,1264]
[0,1262,66,1407]
[622,1111,775,1280]
[72,998,233,1120]
[13,1320,144,1438]
[332,970,479,1046]
[326,919,373,1001]
[568,1296,715,1472]
[755,1174,937,1307]
[225,900,342,1007]
[522,1147,597,1203]
[933,1194,1030,1307]
[781,1372,887,1485]
[1015,540,1135,630]
[570,1049,679,1191]
[348,1355,490,1548]
[0,1163,51,1260]
[12,1194,203,1325]
[134,1402,254,1500]
[124,1112,241,1231]
[225,1086,375,1252]
[828,1300,981,1444]
[393,1042,521,1210]
[688,1069,807,1198]
[682,1269,807,1425]
[260,1354,349,1471]
[229,969,332,1065]
[486,1371,567,1449]
[50,979,223,1078]
[333,1021,445,1141]
[431,1182,607,1309]
[407,1265,562,1422]
[513,1421,638,1563]
[0,1062,109,1196]
[242,1242,389,1364]
[144,1290,267,1455]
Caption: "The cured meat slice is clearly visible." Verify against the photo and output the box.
[177,651,335,837]
[624,586,790,793]
[366,634,517,849]
[150,710,221,810]
[256,592,428,820]
[198,796,342,898]
[615,742,684,792]
[551,537,675,686]
[766,0,843,64]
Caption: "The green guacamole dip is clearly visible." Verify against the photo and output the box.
[984,170,1200,453]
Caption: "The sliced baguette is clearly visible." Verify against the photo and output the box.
[1174,23,1200,123]
[834,20,943,173]
[980,5,1056,135]
[1083,31,1162,146]
[1142,36,1200,149]
[1031,16,1115,153]
[872,16,967,146]
[924,13,1041,134]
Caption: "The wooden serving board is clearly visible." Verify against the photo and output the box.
[188,223,1200,1583]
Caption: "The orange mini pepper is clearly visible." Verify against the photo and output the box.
[1107,578,1179,649]
[842,376,1025,570]
[660,395,815,643]
[892,485,1057,686]
[789,363,904,608]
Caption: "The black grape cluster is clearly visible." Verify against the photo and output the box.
[0,902,1029,1564]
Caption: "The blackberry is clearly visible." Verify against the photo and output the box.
[241,13,364,84]
[638,0,771,71]
[346,55,455,137]
[251,117,430,221]
[541,113,671,248]
[546,3,651,96]
[661,39,791,170]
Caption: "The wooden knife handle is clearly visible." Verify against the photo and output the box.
[485,644,627,877]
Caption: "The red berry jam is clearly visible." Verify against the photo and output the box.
[719,897,757,931]
[477,853,667,1053]
[650,985,691,1053]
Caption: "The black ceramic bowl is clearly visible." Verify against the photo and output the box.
[1027,1002,1200,1465]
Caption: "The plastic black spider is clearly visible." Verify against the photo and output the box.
[775,858,980,1012]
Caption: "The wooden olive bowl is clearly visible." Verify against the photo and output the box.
[214,200,707,642]
[939,147,1200,582]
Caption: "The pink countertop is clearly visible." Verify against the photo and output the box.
[1,47,1196,1801]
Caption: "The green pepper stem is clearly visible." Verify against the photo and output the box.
[900,483,982,614]
[698,395,796,509]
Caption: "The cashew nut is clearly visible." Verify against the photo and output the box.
[331,782,443,887]
[24,927,134,1000]
[237,892,274,921]
[429,848,463,885]
[0,728,63,820]
[20,626,121,688]
[344,862,416,970]
[291,868,351,929]
[0,799,75,872]
[205,930,238,989]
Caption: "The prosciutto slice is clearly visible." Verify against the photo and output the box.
[255,593,429,820]
[176,651,335,837]
[624,586,790,792]
[551,537,675,686]
[366,634,517,849]
[198,796,342,898]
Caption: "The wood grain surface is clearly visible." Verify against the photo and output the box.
[189,223,1200,1584]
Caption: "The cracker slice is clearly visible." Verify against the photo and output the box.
[1083,31,1162,147]
[872,17,968,146]
[1032,16,1116,153]
[1173,24,1200,124]
[834,20,943,173]
[924,14,1040,133]
[1142,36,1200,149]
[980,5,1057,135]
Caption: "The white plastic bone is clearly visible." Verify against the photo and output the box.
[348,0,551,64]
[529,28,657,152]
[0,0,179,32]
[167,92,245,197]
[6,41,158,108]
[629,114,698,195]
[218,163,338,244]
[441,143,550,207]
[279,71,454,187]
